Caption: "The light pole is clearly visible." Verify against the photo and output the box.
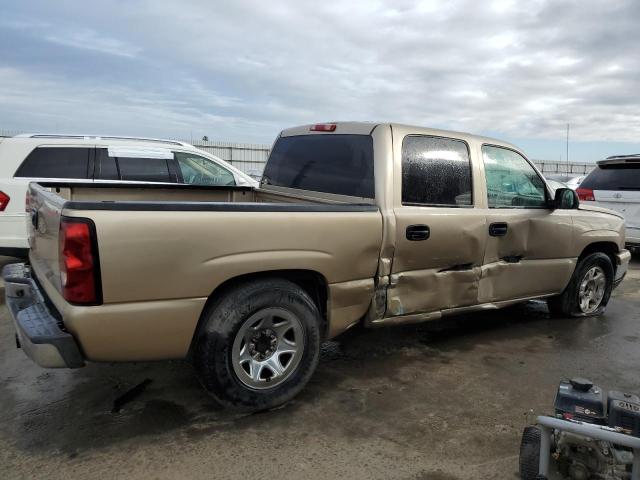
[566,124,570,176]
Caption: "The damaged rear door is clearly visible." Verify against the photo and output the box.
[478,145,575,303]
[387,133,487,317]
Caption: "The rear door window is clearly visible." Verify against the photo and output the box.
[95,149,119,180]
[95,148,173,182]
[263,134,374,198]
[402,135,472,206]
[15,147,91,179]
[580,164,640,191]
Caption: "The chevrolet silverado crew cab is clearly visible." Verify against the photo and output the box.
[4,122,631,410]
[0,134,256,257]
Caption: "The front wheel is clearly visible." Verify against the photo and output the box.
[547,252,614,317]
[192,278,321,411]
[519,426,542,480]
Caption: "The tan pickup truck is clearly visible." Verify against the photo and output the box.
[4,122,631,410]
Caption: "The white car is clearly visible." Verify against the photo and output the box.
[577,155,640,252]
[565,175,586,190]
[565,175,587,190]
[0,134,257,257]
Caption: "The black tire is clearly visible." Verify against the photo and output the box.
[547,252,614,317]
[519,426,542,480]
[192,278,321,411]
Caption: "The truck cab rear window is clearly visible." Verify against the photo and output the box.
[15,147,90,179]
[580,164,640,191]
[263,135,374,198]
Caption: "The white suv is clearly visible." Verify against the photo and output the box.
[577,155,640,253]
[0,134,257,257]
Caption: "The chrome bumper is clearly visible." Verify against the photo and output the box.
[614,249,631,288]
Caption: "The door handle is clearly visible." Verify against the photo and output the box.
[489,222,508,237]
[406,224,430,241]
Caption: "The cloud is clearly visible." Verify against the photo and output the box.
[1,0,640,149]
[45,29,142,58]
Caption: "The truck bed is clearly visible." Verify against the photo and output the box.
[40,181,376,209]
[26,181,382,361]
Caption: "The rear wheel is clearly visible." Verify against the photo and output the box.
[519,426,542,480]
[547,252,614,317]
[192,278,321,411]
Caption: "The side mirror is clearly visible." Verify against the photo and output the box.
[552,187,579,209]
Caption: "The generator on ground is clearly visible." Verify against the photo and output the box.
[520,378,640,480]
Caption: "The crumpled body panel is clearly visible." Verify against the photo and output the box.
[388,267,481,316]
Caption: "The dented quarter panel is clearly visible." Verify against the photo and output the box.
[327,278,375,338]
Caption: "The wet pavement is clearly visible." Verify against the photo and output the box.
[1,256,639,479]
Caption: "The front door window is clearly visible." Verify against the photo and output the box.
[175,152,236,186]
[482,145,547,208]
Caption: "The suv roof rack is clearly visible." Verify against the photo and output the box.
[598,154,640,166]
[13,134,191,147]
[605,154,640,160]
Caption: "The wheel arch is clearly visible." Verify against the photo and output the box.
[188,269,329,357]
[578,241,619,268]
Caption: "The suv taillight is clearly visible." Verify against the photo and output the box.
[59,217,101,304]
[0,191,10,211]
[576,188,595,201]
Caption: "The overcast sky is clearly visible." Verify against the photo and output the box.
[1,0,640,161]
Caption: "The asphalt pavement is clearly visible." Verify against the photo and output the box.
[1,256,639,479]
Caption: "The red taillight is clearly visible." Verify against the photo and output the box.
[576,188,595,201]
[59,218,100,304]
[310,123,337,132]
[562,412,574,420]
[0,191,10,211]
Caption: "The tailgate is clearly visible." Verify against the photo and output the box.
[594,190,640,229]
[27,183,65,293]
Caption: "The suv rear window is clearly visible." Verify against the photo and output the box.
[580,163,640,191]
[15,147,91,179]
[263,135,374,198]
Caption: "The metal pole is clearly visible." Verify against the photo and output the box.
[538,425,551,476]
[566,124,570,175]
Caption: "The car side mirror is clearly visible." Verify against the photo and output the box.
[552,187,579,209]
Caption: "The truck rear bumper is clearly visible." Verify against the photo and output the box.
[3,263,84,368]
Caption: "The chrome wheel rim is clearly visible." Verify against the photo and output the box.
[578,266,606,314]
[231,307,305,390]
